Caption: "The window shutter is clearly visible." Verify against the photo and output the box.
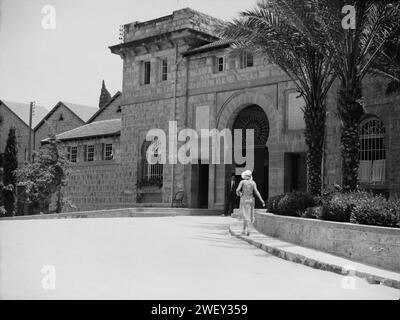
[101,143,105,160]
[83,145,87,162]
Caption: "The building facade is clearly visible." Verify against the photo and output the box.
[57,8,400,212]
[34,101,97,151]
[0,100,48,167]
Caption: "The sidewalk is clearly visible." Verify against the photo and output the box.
[229,219,400,290]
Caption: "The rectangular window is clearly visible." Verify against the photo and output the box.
[70,146,77,163]
[103,143,113,160]
[160,58,168,81]
[242,52,254,68]
[144,61,151,84]
[216,56,224,72]
[0,153,4,168]
[86,145,94,162]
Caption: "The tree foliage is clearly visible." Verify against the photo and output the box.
[15,138,70,214]
[309,0,400,190]
[2,128,18,216]
[220,0,337,195]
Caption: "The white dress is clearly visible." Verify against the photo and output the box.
[238,180,255,223]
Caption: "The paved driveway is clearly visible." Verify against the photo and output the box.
[0,216,398,299]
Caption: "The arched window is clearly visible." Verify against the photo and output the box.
[139,138,163,188]
[358,117,386,184]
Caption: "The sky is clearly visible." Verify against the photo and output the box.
[0,0,257,110]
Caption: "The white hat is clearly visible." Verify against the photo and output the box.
[241,170,252,180]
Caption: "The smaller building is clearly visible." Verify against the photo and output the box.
[43,119,122,212]
[34,101,98,151]
[0,100,49,166]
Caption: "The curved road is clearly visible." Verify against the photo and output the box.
[0,216,399,299]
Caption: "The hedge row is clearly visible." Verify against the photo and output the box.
[266,191,400,228]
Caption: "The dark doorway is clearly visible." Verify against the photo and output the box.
[253,147,269,208]
[284,152,307,193]
[198,163,209,208]
[232,105,269,208]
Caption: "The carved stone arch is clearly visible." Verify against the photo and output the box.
[216,91,278,146]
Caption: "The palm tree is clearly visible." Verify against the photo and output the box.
[311,0,400,191]
[373,35,400,94]
[220,0,337,196]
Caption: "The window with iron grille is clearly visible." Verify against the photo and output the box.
[70,146,77,163]
[358,117,386,184]
[139,139,163,187]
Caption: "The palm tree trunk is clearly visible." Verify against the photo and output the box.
[338,83,364,191]
[304,99,326,196]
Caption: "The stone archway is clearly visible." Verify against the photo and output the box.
[210,91,280,210]
[233,105,270,207]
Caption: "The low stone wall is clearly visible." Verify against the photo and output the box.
[254,211,400,273]
[0,207,222,221]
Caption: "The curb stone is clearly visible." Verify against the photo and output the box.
[229,224,400,290]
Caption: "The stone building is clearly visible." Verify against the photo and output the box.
[34,101,97,151]
[0,100,48,167]
[87,92,122,123]
[57,8,400,212]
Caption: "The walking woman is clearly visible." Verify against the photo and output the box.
[236,170,265,236]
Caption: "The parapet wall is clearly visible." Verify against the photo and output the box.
[123,8,224,42]
[254,211,400,273]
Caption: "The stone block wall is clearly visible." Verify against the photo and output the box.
[60,136,123,211]
[254,211,400,272]
[323,76,400,197]
[63,162,123,212]
[123,8,222,43]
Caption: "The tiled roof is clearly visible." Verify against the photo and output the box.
[184,39,233,55]
[61,102,97,122]
[43,119,121,142]
[0,100,49,127]
[34,101,97,130]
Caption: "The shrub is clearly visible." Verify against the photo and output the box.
[266,194,285,214]
[350,196,399,228]
[301,206,322,219]
[320,191,369,222]
[275,191,315,217]
[0,206,6,216]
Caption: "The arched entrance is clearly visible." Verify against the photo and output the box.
[232,105,269,208]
